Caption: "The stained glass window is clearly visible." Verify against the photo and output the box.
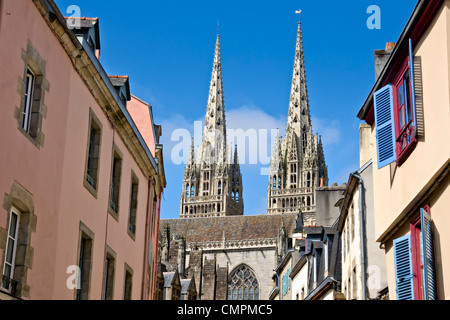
[228,265,259,300]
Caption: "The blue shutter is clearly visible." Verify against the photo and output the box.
[421,208,436,300]
[374,84,396,169]
[393,235,414,300]
[288,268,291,290]
[409,39,418,138]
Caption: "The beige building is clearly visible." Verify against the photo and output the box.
[357,0,450,300]
[337,124,388,300]
[0,0,165,300]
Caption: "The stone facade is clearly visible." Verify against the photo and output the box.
[159,214,300,300]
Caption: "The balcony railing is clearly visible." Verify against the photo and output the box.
[270,187,314,197]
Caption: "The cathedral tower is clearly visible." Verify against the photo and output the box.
[267,22,328,223]
[180,35,244,218]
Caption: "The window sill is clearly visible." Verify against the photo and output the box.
[396,137,418,167]
[17,126,44,150]
[108,205,119,222]
[127,228,136,241]
[83,177,98,199]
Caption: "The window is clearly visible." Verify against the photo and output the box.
[128,174,139,236]
[373,39,418,169]
[393,57,417,163]
[228,265,259,300]
[1,183,37,298]
[393,207,436,300]
[21,69,34,133]
[123,266,133,300]
[84,110,102,194]
[109,149,122,214]
[103,253,116,300]
[1,208,20,295]
[217,181,222,195]
[76,230,93,300]
[16,41,49,149]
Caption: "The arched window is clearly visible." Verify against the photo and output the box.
[218,181,222,195]
[228,265,259,300]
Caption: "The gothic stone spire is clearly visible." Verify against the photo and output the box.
[180,34,244,218]
[201,35,228,165]
[267,22,328,220]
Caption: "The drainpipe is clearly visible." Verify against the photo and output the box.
[351,172,367,300]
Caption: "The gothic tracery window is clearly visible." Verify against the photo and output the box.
[228,265,259,300]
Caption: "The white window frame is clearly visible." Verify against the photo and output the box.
[22,68,35,132]
[2,207,20,292]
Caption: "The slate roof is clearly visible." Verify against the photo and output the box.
[180,279,193,294]
[108,75,129,87]
[63,17,98,28]
[160,214,298,243]
[163,272,176,288]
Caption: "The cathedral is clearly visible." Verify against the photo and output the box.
[158,22,344,300]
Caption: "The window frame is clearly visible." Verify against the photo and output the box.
[1,208,20,294]
[123,263,133,300]
[21,69,35,133]
[103,248,116,301]
[84,109,103,197]
[409,205,435,300]
[392,57,418,165]
[109,146,123,216]
[128,172,139,238]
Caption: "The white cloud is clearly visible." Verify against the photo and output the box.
[311,117,341,147]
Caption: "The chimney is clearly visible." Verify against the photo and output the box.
[374,42,395,80]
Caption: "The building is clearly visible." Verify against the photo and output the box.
[180,276,197,300]
[357,0,450,300]
[179,35,243,219]
[267,22,328,225]
[159,20,342,301]
[337,125,388,300]
[272,224,343,301]
[0,0,165,300]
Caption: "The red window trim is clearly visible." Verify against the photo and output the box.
[392,56,418,166]
[409,205,431,300]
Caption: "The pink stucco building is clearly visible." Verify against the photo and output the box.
[0,0,166,300]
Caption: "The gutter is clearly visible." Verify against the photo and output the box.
[304,276,340,300]
[351,170,368,300]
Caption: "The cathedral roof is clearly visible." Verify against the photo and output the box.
[160,214,298,243]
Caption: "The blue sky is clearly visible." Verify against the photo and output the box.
[56,0,416,219]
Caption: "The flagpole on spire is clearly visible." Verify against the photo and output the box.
[295,9,302,23]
